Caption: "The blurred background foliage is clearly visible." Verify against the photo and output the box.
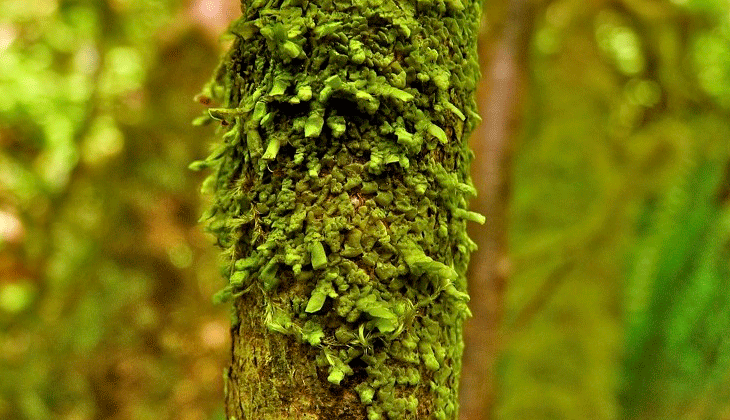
[0,1,729,420]
[497,0,730,419]
[0,1,239,419]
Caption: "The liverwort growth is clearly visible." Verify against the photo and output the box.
[193,0,482,418]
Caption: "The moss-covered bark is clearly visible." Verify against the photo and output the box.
[194,0,482,418]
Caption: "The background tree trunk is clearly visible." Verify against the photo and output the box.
[197,0,483,418]
[459,1,537,419]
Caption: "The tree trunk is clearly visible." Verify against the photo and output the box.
[195,0,482,418]
[460,1,536,418]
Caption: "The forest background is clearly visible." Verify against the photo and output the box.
[1,0,729,420]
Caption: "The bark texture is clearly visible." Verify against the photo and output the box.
[195,0,482,418]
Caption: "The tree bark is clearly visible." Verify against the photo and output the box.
[195,0,482,418]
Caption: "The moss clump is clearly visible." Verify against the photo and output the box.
[194,0,481,417]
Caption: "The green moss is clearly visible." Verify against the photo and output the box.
[197,0,482,417]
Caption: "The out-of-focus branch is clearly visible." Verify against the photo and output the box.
[188,0,241,40]
[459,2,538,420]
[157,0,241,45]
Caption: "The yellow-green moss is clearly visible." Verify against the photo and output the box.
[194,0,481,417]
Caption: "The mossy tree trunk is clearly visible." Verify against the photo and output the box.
[195,0,482,418]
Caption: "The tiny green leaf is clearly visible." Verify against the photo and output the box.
[262,138,281,160]
[297,85,312,101]
[306,289,328,313]
[305,113,324,138]
[328,368,345,384]
[453,208,485,224]
[310,241,328,269]
[302,320,325,345]
[281,40,304,60]
[428,123,448,144]
[260,259,279,291]
[188,160,209,171]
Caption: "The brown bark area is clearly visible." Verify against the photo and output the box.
[459,2,537,419]
[225,291,369,420]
